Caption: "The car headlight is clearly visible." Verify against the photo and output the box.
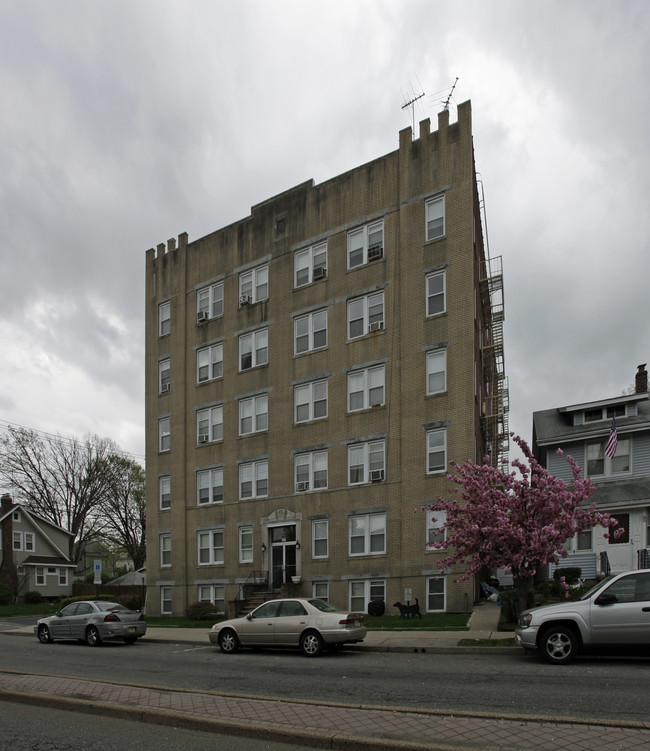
[518,613,533,629]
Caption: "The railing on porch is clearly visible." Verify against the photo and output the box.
[638,548,650,569]
[599,551,611,576]
[231,570,269,617]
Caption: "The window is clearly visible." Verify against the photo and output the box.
[348,440,385,485]
[426,577,445,611]
[239,394,268,435]
[312,519,329,558]
[608,513,630,545]
[349,513,386,556]
[159,358,170,393]
[13,531,22,551]
[159,476,171,510]
[159,301,170,336]
[602,572,650,602]
[36,568,45,586]
[160,586,172,615]
[239,329,268,370]
[295,450,328,492]
[198,584,225,614]
[425,195,445,241]
[576,529,592,551]
[586,438,630,477]
[426,349,447,395]
[426,509,447,546]
[348,220,384,269]
[159,417,170,453]
[349,579,385,612]
[240,460,268,499]
[197,406,223,443]
[160,534,171,567]
[58,568,68,586]
[239,265,268,304]
[198,529,224,565]
[24,532,35,553]
[239,526,253,563]
[427,428,447,474]
[348,365,385,411]
[294,379,327,423]
[197,281,224,320]
[584,405,626,423]
[197,468,223,505]
[294,309,327,354]
[426,271,446,316]
[12,510,21,522]
[197,343,223,383]
[313,581,329,601]
[348,293,384,338]
[295,242,327,287]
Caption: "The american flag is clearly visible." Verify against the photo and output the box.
[605,417,618,458]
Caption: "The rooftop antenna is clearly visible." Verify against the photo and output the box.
[443,77,459,111]
[401,78,426,135]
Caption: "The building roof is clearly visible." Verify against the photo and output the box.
[590,477,650,510]
[21,555,76,568]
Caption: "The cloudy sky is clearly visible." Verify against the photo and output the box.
[1,0,648,467]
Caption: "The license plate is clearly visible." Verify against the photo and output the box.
[128,627,136,632]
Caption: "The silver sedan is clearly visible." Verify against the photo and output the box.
[209,598,367,657]
[35,600,147,646]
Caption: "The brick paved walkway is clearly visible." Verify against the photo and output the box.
[1,670,649,750]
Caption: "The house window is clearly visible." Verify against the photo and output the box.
[198,584,225,614]
[239,329,268,370]
[239,526,254,563]
[159,475,171,510]
[426,271,446,316]
[160,586,172,614]
[576,529,592,551]
[348,365,385,411]
[295,242,327,287]
[426,577,446,612]
[584,405,626,423]
[159,301,171,336]
[295,451,328,492]
[239,460,268,499]
[294,309,327,354]
[347,220,384,269]
[609,513,630,545]
[13,532,22,550]
[239,394,268,435]
[349,579,385,612]
[349,513,386,556]
[159,417,170,453]
[197,406,223,443]
[312,519,329,558]
[426,509,447,546]
[348,292,384,338]
[239,265,268,304]
[24,532,35,552]
[426,349,447,395]
[197,281,224,320]
[160,534,171,567]
[313,581,329,601]
[12,510,21,522]
[36,568,45,586]
[425,195,445,241]
[294,379,327,423]
[159,358,170,393]
[197,468,223,505]
[427,428,447,474]
[198,529,224,565]
[348,440,385,485]
[586,438,630,477]
[58,568,68,586]
[197,343,223,383]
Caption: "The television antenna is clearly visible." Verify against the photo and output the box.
[401,78,426,133]
[443,77,459,111]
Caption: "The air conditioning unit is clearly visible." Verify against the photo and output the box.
[160,383,170,393]
[198,434,209,444]
[239,294,251,306]
[197,310,208,323]
[367,244,383,261]
[369,320,384,332]
[370,469,385,483]
[296,481,310,492]
[313,266,327,280]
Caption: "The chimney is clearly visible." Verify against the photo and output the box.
[635,363,648,394]
[0,494,19,598]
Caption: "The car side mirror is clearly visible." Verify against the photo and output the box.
[246,613,253,621]
[56,611,63,617]
[595,592,617,606]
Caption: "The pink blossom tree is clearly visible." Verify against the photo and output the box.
[422,435,621,615]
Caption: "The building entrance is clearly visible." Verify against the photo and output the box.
[270,524,297,589]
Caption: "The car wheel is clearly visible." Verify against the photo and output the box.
[300,630,324,657]
[85,625,102,647]
[218,629,240,654]
[540,625,577,665]
[123,636,137,645]
[37,625,52,644]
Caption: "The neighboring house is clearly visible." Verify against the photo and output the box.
[145,100,509,616]
[533,364,650,579]
[0,494,75,600]
[76,539,135,581]
[108,567,146,586]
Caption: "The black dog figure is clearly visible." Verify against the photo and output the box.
[393,598,422,619]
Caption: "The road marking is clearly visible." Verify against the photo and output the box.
[171,646,212,653]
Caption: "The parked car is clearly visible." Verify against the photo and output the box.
[515,569,650,664]
[209,598,367,657]
[35,600,147,646]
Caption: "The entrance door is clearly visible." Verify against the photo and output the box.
[270,525,297,589]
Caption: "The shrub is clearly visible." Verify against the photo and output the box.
[553,567,581,584]
[0,582,13,606]
[24,591,44,604]
[59,594,116,609]
[185,601,220,620]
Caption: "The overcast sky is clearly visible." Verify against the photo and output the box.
[1,0,648,468]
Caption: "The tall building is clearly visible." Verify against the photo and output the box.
[145,100,508,617]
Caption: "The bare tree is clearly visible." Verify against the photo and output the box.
[101,456,146,570]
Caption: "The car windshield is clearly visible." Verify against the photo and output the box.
[579,576,614,600]
[94,602,128,612]
[308,599,339,613]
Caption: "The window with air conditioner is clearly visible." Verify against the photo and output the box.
[348,440,385,485]
[239,265,268,304]
[197,405,223,443]
[348,292,384,339]
[159,358,171,394]
[295,242,327,287]
[295,450,328,492]
[347,220,384,269]
[197,281,224,320]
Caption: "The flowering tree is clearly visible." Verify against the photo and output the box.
[422,435,621,614]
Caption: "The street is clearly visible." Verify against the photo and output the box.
[1,632,649,723]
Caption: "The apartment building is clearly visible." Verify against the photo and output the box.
[144,100,508,617]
